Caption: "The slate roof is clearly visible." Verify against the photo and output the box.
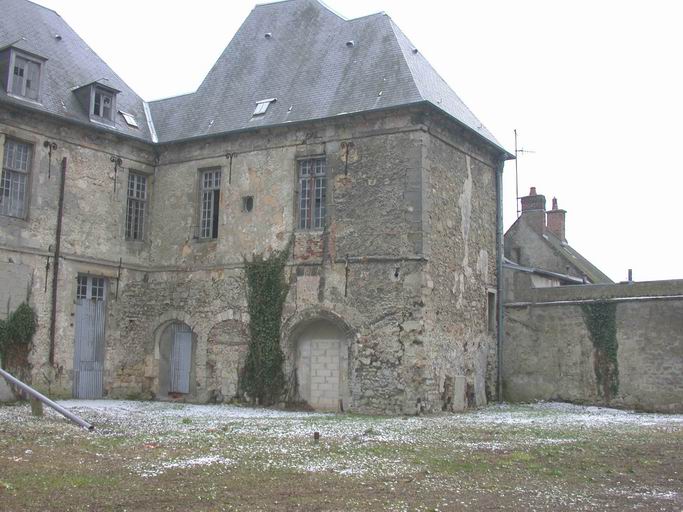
[542,230,614,285]
[0,0,153,141]
[148,0,508,152]
[1,0,508,154]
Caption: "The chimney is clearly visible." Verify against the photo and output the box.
[546,197,566,241]
[520,186,546,234]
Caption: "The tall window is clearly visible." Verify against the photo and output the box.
[298,158,326,229]
[199,168,221,239]
[125,172,147,240]
[11,54,41,101]
[1,139,31,218]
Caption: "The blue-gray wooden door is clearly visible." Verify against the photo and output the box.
[170,323,192,393]
[73,276,106,399]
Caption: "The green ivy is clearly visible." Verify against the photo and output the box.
[581,301,618,400]
[0,302,36,373]
[242,246,290,406]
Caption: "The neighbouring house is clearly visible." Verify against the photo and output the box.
[503,187,683,413]
[0,0,513,412]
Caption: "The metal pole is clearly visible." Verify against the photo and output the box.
[495,157,505,402]
[49,157,67,366]
[0,368,94,431]
[514,129,519,218]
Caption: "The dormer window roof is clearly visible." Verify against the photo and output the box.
[0,46,47,103]
[72,81,120,125]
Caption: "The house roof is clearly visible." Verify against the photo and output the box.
[1,0,509,155]
[0,0,153,141]
[542,230,614,285]
[505,215,614,285]
[148,0,509,152]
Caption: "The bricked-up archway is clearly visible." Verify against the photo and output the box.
[283,310,355,411]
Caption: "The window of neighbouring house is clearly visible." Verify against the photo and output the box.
[1,138,32,218]
[10,53,42,101]
[125,172,147,240]
[198,168,221,239]
[298,157,326,230]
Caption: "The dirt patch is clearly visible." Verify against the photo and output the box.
[0,401,681,511]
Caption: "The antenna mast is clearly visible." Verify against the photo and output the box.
[514,129,535,217]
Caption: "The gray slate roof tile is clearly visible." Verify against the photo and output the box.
[2,0,507,154]
[0,0,152,141]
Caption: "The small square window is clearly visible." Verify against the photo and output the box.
[119,111,138,128]
[253,98,276,116]
[242,196,254,212]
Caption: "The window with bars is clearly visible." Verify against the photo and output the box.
[298,158,326,230]
[199,168,221,239]
[1,139,31,218]
[11,54,41,101]
[125,172,147,240]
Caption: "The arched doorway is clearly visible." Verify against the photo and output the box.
[293,319,350,411]
[158,321,197,398]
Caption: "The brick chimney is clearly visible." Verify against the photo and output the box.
[546,197,566,241]
[520,186,546,234]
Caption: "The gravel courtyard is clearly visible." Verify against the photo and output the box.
[0,400,681,511]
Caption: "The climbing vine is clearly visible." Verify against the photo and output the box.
[242,246,290,406]
[0,302,36,380]
[581,301,618,400]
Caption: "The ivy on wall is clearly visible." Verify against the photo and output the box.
[0,302,36,380]
[581,301,618,400]
[242,246,290,406]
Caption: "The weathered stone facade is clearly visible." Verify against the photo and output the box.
[503,281,683,413]
[0,101,503,413]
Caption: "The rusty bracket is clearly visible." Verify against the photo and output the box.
[110,155,122,194]
[226,152,237,184]
[43,141,58,179]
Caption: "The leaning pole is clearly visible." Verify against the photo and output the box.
[0,368,94,431]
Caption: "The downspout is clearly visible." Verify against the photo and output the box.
[48,157,67,366]
[495,157,505,402]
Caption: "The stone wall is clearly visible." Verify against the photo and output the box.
[420,115,499,411]
[0,103,500,413]
[503,281,683,413]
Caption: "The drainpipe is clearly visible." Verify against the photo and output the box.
[48,157,67,366]
[495,157,505,402]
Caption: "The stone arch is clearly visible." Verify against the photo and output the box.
[156,320,198,399]
[149,311,207,401]
[282,308,356,411]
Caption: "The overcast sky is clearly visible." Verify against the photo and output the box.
[35,0,683,282]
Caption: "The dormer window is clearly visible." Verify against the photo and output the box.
[1,48,46,102]
[73,82,120,125]
[93,87,114,120]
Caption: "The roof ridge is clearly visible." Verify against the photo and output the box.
[18,0,61,18]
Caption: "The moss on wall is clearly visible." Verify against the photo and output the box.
[242,246,290,405]
[0,303,36,381]
[581,301,618,400]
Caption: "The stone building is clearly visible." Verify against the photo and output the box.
[503,188,683,413]
[0,0,512,413]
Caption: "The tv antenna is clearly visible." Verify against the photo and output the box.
[514,129,536,217]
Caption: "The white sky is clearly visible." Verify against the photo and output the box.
[34,0,683,282]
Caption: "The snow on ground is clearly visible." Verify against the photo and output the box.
[1,400,681,481]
